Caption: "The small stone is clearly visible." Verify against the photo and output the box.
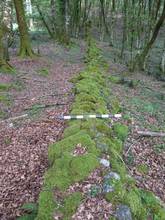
[102,183,114,193]
[9,123,14,128]
[104,172,120,181]
[116,205,132,220]
[100,159,110,167]
[89,185,102,197]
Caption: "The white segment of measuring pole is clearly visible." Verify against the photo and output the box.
[101,114,109,118]
[64,116,72,120]
[76,115,84,119]
[89,115,97,118]
[114,114,122,118]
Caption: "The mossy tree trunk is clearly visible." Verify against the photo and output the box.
[14,0,35,58]
[0,24,13,72]
[57,0,70,45]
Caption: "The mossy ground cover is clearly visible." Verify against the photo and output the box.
[36,40,165,220]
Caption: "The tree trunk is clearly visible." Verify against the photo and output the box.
[133,1,165,71]
[99,0,110,37]
[57,0,70,44]
[0,24,13,72]
[25,0,34,30]
[14,0,35,57]
[36,3,54,39]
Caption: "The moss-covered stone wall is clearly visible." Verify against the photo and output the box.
[36,40,165,220]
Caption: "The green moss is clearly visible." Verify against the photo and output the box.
[71,70,104,85]
[111,138,123,154]
[0,83,11,91]
[44,152,99,191]
[36,191,56,220]
[139,190,165,214]
[111,98,121,114]
[63,123,81,138]
[75,92,105,104]
[48,131,99,164]
[105,181,126,204]
[95,121,112,136]
[60,192,82,219]
[108,75,121,84]
[0,94,11,105]
[71,101,108,115]
[75,79,101,96]
[70,153,99,182]
[109,217,116,220]
[110,158,127,181]
[113,123,128,142]
[0,110,6,119]
[154,208,165,220]
[38,67,49,77]
[44,153,73,190]
[137,164,149,175]
[124,189,144,218]
[72,101,96,113]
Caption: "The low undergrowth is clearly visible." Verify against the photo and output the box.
[35,40,165,220]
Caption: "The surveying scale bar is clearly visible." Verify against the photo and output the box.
[58,114,122,120]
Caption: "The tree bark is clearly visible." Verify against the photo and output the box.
[14,0,35,57]
[133,1,165,70]
[0,23,13,72]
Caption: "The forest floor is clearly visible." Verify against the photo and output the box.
[0,40,165,219]
[0,42,84,219]
[104,42,165,204]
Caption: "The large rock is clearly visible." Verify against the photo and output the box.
[116,205,132,220]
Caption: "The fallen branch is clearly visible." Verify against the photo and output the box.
[0,114,28,124]
[137,130,165,137]
[25,103,67,111]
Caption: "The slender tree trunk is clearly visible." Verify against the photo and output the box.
[99,0,110,37]
[36,3,54,39]
[14,0,35,57]
[133,2,165,70]
[0,1,13,72]
[161,40,165,74]
[25,0,34,30]
[121,0,128,58]
[0,24,13,72]
[57,0,70,44]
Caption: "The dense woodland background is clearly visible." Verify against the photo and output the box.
[0,0,165,77]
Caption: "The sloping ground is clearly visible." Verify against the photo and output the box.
[36,40,165,220]
[107,61,165,203]
[0,43,83,219]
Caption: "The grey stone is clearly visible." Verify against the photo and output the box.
[89,185,102,197]
[116,205,132,220]
[104,172,120,181]
[100,159,110,167]
[102,183,114,193]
